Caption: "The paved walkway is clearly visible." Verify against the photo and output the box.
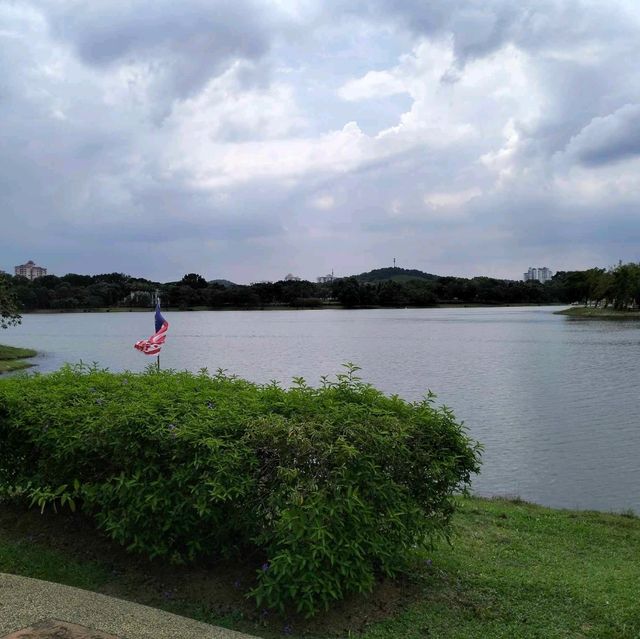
[0,573,258,639]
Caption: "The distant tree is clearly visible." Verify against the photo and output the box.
[171,285,200,308]
[611,263,640,310]
[332,277,361,307]
[61,273,94,287]
[93,273,129,285]
[34,274,61,289]
[180,273,208,289]
[592,271,614,307]
[378,280,409,306]
[0,275,21,329]
[359,282,380,306]
[278,279,317,305]
[561,271,591,305]
[13,284,39,310]
[585,268,607,307]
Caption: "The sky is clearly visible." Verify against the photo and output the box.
[2,0,640,283]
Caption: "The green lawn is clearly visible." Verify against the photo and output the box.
[0,497,637,638]
[362,498,640,639]
[0,344,37,373]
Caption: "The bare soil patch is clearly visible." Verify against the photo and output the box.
[0,505,422,638]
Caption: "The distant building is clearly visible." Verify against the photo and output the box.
[284,273,301,281]
[523,266,552,283]
[125,289,160,306]
[14,260,47,280]
[317,271,335,284]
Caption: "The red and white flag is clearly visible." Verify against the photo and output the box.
[134,302,169,355]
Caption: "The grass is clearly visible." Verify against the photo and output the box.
[0,496,637,638]
[361,498,640,639]
[0,343,37,373]
[555,306,640,319]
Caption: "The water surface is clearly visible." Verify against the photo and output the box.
[3,306,639,513]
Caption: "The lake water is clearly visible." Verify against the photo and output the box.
[2,306,639,514]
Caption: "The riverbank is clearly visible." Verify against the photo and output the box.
[0,496,636,638]
[22,302,565,314]
[0,344,37,373]
[555,306,640,319]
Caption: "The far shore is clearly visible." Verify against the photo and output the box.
[22,302,568,315]
[555,306,640,319]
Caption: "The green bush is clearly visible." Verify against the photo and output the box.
[0,363,480,616]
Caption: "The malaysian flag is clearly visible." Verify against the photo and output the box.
[134,302,169,355]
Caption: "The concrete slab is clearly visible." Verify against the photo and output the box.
[0,573,258,639]
[2,619,120,639]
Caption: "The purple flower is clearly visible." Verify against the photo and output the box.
[163,590,174,600]
[206,401,214,409]
[425,559,433,567]
[233,579,241,590]
[283,623,293,635]
[261,562,270,572]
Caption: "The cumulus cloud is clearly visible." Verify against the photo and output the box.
[2,0,640,281]
[339,70,408,101]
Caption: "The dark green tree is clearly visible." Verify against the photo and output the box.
[0,275,21,329]
[332,277,361,307]
[180,273,208,289]
[611,263,640,309]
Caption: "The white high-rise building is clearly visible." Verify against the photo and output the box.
[523,267,553,283]
[539,267,553,283]
[15,260,47,280]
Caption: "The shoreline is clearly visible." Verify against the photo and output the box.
[555,306,640,319]
[0,344,37,374]
[21,302,568,314]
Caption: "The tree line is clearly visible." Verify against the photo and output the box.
[1,263,639,313]
[554,264,640,309]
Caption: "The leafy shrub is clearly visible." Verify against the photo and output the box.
[0,363,480,616]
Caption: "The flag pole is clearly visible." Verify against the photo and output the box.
[157,354,160,372]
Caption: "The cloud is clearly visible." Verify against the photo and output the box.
[339,70,408,101]
[310,194,336,210]
[564,104,640,166]
[2,1,640,282]
[39,0,281,100]
[424,188,482,210]
[331,0,637,67]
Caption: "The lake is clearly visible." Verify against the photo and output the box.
[2,306,639,514]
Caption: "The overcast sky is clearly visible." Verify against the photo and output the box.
[2,1,640,283]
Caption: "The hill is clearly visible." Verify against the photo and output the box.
[354,267,440,283]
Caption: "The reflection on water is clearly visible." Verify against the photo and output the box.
[3,306,639,513]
